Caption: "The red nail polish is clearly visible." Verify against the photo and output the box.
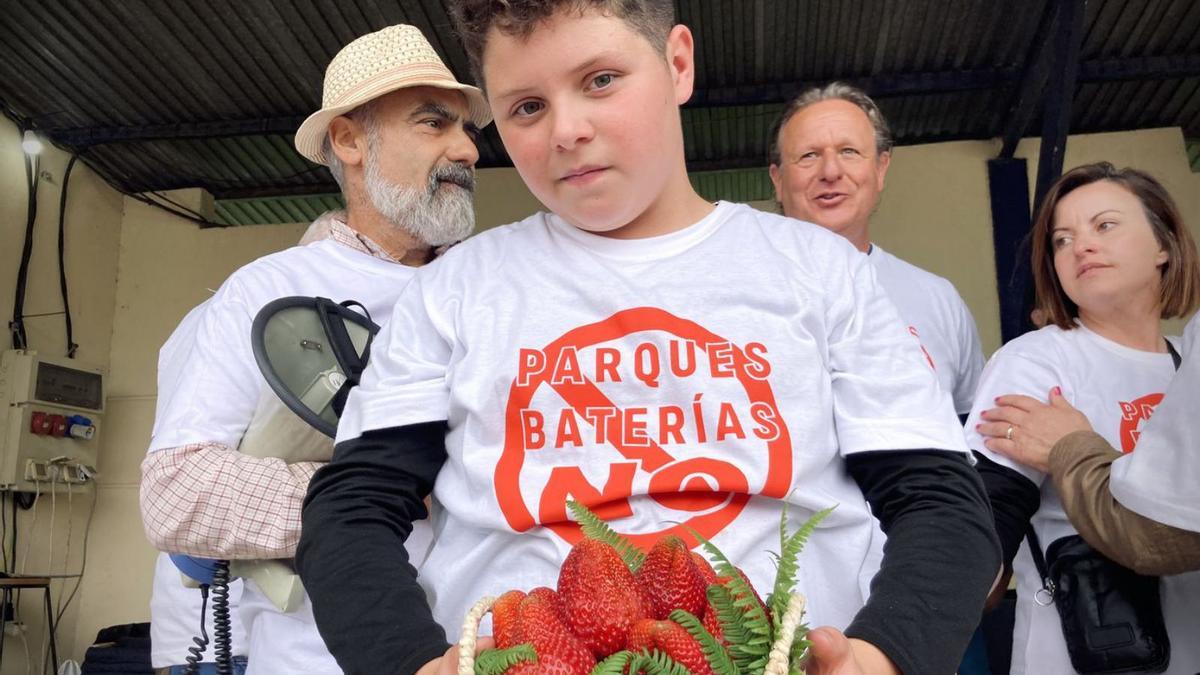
[1052,386,1062,396]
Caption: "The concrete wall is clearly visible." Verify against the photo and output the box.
[0,118,123,673]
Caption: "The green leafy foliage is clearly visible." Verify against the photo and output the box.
[590,650,634,675]
[474,644,536,675]
[703,574,771,670]
[689,529,772,653]
[627,649,692,675]
[766,506,834,625]
[568,500,646,572]
[669,609,740,675]
[788,629,811,675]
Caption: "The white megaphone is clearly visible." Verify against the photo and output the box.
[233,296,379,612]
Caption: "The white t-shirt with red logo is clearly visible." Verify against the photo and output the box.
[968,323,1200,675]
[338,201,967,639]
[1110,313,1200,532]
[868,245,984,414]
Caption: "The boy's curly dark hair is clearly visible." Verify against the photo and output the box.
[449,0,675,87]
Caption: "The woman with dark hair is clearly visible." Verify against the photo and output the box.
[965,162,1200,674]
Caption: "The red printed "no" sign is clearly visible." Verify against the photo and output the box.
[496,307,793,549]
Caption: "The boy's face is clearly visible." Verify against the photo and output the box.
[482,10,694,235]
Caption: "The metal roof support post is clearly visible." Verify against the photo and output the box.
[1032,0,1086,211]
[991,0,1085,343]
[987,157,1035,343]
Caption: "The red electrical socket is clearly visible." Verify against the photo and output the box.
[30,412,51,435]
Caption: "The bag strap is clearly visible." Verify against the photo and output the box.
[1166,338,1182,370]
[1024,526,1056,605]
[1022,338,1179,605]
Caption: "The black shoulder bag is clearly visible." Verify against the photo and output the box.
[1022,340,1181,674]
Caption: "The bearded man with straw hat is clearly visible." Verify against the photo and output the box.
[140,24,490,675]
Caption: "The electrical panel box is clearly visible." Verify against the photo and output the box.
[0,350,103,491]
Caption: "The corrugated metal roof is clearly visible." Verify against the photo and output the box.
[691,168,774,204]
[2,0,1199,218]
[214,193,345,226]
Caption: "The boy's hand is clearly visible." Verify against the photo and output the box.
[806,627,900,675]
[416,637,495,675]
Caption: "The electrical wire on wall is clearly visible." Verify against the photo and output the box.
[57,155,80,358]
[9,131,39,351]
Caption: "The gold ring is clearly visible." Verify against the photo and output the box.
[1005,425,1014,441]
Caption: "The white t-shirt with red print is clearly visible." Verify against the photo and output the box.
[868,245,984,415]
[1111,313,1200,532]
[338,201,968,640]
[968,323,1200,675]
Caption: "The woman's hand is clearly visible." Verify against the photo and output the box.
[977,387,1092,473]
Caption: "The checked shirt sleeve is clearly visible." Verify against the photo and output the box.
[141,442,321,560]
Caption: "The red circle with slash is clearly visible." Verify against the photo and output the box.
[496,307,792,549]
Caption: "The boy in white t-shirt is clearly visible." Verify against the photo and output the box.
[297,3,1000,675]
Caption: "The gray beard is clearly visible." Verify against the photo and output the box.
[364,153,476,247]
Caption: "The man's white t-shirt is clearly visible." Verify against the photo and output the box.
[868,245,984,414]
[148,239,428,675]
[339,202,968,639]
[967,323,1200,675]
[150,301,248,667]
[1111,313,1200,531]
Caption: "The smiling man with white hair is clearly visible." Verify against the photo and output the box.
[140,24,489,675]
[769,82,984,418]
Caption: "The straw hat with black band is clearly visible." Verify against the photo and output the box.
[294,24,491,166]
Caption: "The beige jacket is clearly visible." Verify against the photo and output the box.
[1050,430,1200,576]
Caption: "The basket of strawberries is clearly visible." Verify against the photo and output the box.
[456,501,831,675]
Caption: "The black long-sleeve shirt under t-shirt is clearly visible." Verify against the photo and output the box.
[296,424,1001,675]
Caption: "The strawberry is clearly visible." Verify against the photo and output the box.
[492,589,526,648]
[690,552,718,585]
[506,588,595,675]
[627,619,714,675]
[557,538,646,657]
[636,536,707,620]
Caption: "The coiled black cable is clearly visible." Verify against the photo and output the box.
[210,560,234,675]
[182,585,210,675]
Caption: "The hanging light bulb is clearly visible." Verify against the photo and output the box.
[21,130,44,155]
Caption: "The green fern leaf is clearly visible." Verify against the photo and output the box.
[767,506,835,624]
[688,528,771,643]
[789,625,811,674]
[691,530,774,656]
[669,609,741,675]
[627,649,692,675]
[707,583,770,669]
[474,644,536,675]
[591,650,634,675]
[567,500,646,571]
